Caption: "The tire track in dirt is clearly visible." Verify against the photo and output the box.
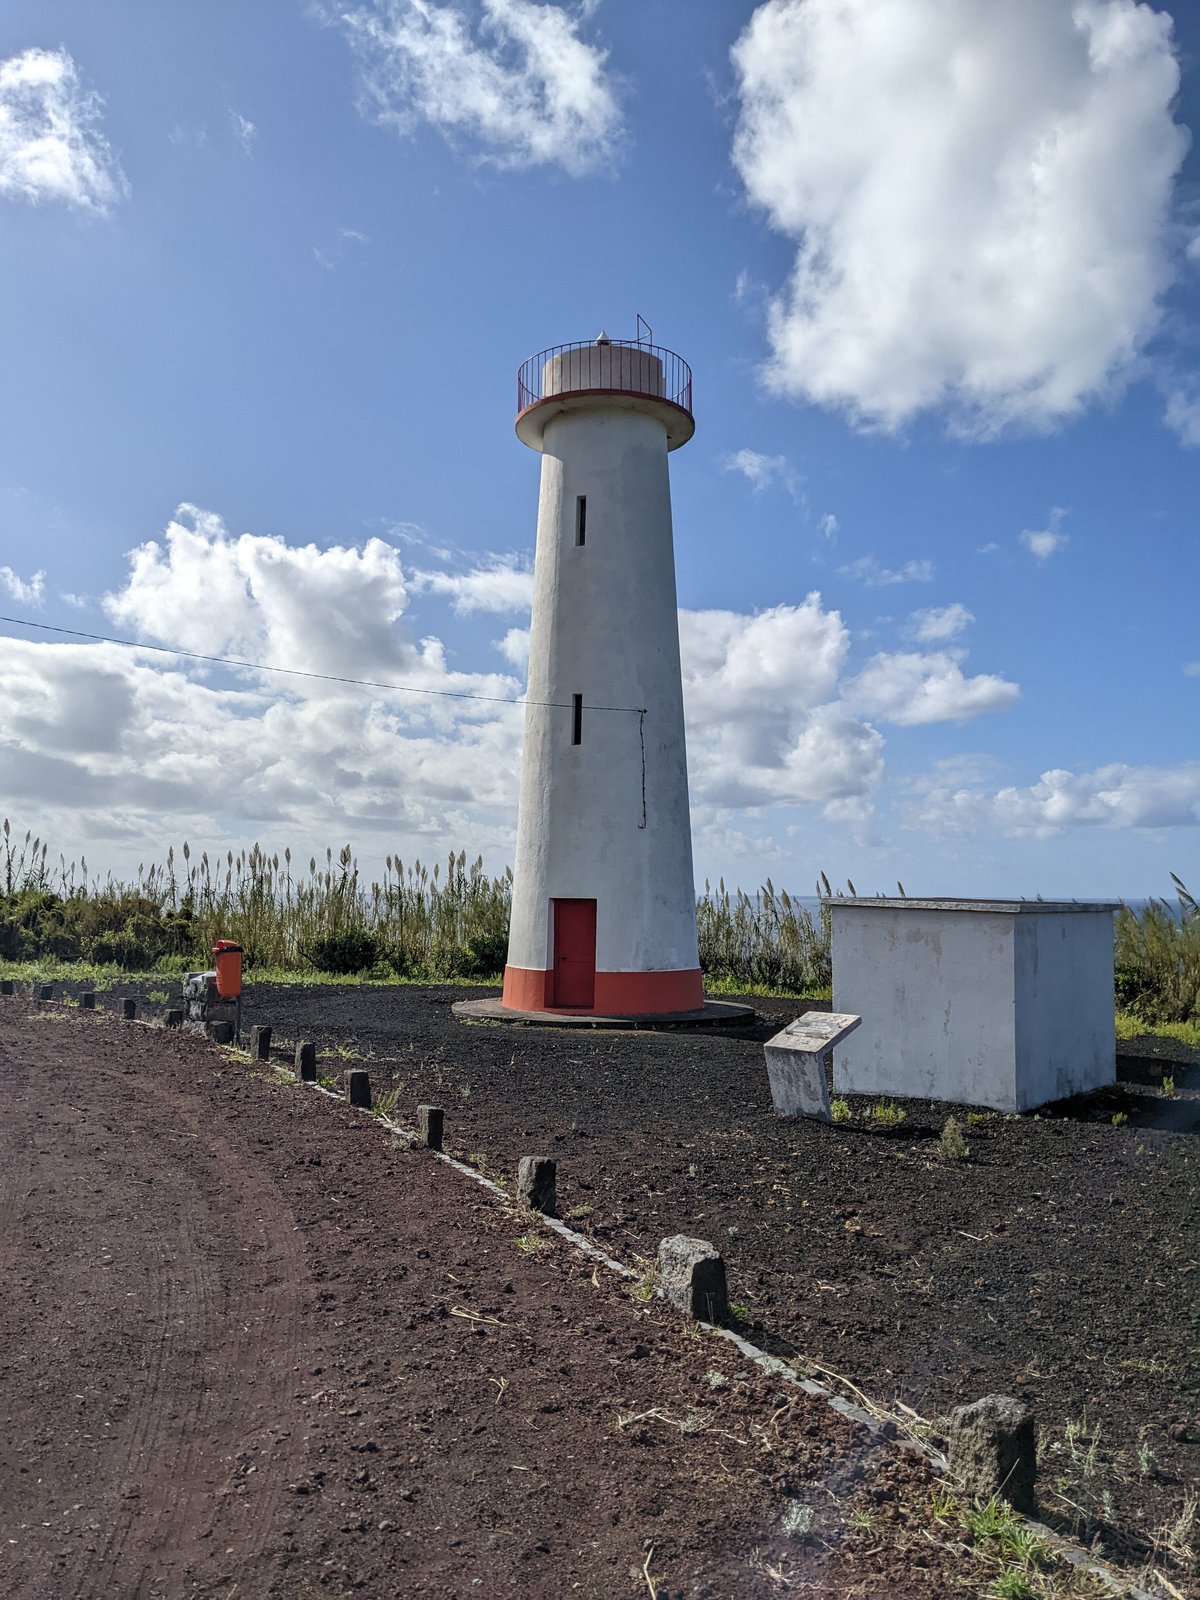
[0,1018,309,1599]
[79,1060,310,1600]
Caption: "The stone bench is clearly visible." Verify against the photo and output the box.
[763,1012,862,1123]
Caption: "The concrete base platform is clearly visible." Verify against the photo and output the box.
[452,997,754,1031]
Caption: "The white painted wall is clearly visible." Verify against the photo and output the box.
[543,344,665,398]
[1012,912,1116,1108]
[506,404,700,975]
[831,901,1116,1111]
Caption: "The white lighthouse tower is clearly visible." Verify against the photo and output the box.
[500,333,704,1016]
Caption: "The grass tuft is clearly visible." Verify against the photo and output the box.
[939,1114,970,1160]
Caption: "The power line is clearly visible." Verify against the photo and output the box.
[0,614,646,715]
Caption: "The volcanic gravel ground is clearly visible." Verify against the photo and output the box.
[154,977,1200,1593]
[0,996,1084,1599]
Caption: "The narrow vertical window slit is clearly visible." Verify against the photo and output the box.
[575,495,586,546]
[571,693,583,745]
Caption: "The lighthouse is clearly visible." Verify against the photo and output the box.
[499,333,705,1017]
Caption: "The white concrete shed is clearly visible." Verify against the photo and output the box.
[830,898,1120,1112]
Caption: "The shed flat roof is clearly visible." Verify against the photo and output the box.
[825,897,1121,915]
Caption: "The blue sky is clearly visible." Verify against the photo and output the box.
[0,0,1197,899]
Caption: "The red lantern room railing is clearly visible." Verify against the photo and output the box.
[515,336,695,452]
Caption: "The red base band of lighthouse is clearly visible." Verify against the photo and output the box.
[502,964,705,1017]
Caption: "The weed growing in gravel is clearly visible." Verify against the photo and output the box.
[931,1486,957,1524]
[727,1301,751,1324]
[317,1074,337,1091]
[871,1100,907,1126]
[935,1495,1100,1600]
[632,1265,659,1302]
[830,1097,852,1124]
[371,1088,400,1120]
[939,1115,970,1160]
[779,1501,815,1539]
[512,1233,547,1256]
[565,1203,594,1220]
[1111,1111,1128,1128]
[990,1570,1037,1600]
[1161,1074,1177,1098]
[967,1110,988,1127]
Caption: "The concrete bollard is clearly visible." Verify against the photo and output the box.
[295,1041,316,1082]
[164,1009,183,1029]
[80,991,95,1010]
[122,998,137,1020]
[417,1105,444,1151]
[346,1069,372,1109]
[657,1235,729,1325]
[516,1156,557,1217]
[944,1395,1037,1514]
[209,1021,234,1044]
[0,979,13,996]
[250,1024,273,1061]
[38,983,54,1002]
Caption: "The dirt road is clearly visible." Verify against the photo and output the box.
[0,1000,995,1599]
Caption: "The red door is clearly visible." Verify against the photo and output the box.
[552,899,596,1008]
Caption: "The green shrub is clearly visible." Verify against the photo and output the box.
[939,1115,970,1160]
[461,931,509,978]
[871,1100,907,1126]
[304,930,379,974]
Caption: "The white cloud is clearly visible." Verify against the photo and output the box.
[342,0,621,175]
[231,109,257,155]
[819,513,839,541]
[730,0,1189,435]
[495,626,530,668]
[1020,507,1069,562]
[0,636,524,854]
[911,760,1200,836]
[0,566,45,606]
[904,602,974,643]
[848,650,1019,726]
[679,598,885,816]
[102,504,520,708]
[0,48,128,213]
[1,510,534,871]
[315,226,371,270]
[1,517,1031,868]
[839,555,934,587]
[1163,383,1200,448]
[412,554,534,614]
[1184,661,1200,679]
[722,448,802,498]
